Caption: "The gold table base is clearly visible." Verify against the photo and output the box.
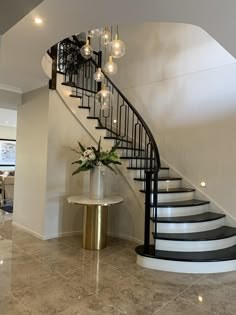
[83,205,108,250]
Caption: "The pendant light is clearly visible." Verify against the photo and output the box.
[103,56,117,75]
[80,39,93,59]
[88,29,102,38]
[100,27,111,47]
[94,68,104,82]
[95,84,114,110]
[110,34,126,58]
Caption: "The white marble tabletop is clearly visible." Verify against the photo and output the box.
[67,195,124,206]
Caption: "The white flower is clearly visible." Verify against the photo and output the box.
[84,149,93,156]
[89,152,96,160]
[79,156,88,162]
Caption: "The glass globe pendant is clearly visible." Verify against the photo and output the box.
[88,29,102,38]
[94,68,104,82]
[100,27,111,47]
[110,34,126,58]
[80,40,93,59]
[103,56,117,76]
[96,84,114,110]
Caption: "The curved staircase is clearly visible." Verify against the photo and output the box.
[48,35,236,273]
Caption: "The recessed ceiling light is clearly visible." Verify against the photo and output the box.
[113,119,117,124]
[34,17,43,25]
[200,181,206,187]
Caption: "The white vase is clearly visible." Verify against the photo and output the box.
[89,166,104,199]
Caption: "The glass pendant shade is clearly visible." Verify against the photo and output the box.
[110,34,126,58]
[103,56,118,75]
[94,68,104,82]
[100,28,111,47]
[96,85,114,110]
[88,29,102,38]
[80,40,93,59]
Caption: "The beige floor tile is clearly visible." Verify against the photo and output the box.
[17,240,71,259]
[50,234,83,249]
[64,260,131,295]
[61,295,126,315]
[155,296,216,315]
[205,270,236,289]
[40,247,99,274]
[181,277,236,314]
[14,275,88,314]
[0,259,58,293]
[99,274,189,315]
[0,294,31,315]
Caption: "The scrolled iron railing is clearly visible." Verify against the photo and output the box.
[48,37,161,254]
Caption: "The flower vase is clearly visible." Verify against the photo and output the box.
[89,166,104,199]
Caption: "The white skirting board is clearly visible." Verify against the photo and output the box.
[12,221,82,240]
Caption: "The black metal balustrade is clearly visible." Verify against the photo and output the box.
[48,36,161,254]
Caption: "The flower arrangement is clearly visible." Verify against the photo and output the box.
[71,138,121,175]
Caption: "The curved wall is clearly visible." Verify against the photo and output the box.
[114,22,236,222]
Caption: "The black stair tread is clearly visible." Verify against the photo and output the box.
[155,199,210,208]
[134,176,182,181]
[140,187,195,194]
[70,94,82,99]
[104,137,132,144]
[127,166,169,170]
[78,106,90,109]
[135,244,236,262]
[120,156,155,160]
[151,212,225,223]
[117,147,145,151]
[153,226,236,241]
[62,82,96,94]
[96,127,120,137]
[87,116,99,120]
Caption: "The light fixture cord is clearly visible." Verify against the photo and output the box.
[117,24,119,39]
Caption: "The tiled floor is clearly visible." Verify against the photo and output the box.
[1,221,236,314]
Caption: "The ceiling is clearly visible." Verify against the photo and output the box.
[0,0,236,93]
[0,0,45,34]
[0,108,17,127]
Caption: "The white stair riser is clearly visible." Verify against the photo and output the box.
[154,217,225,233]
[155,236,236,252]
[155,191,194,203]
[119,149,146,158]
[131,169,169,178]
[146,179,182,190]
[151,203,209,217]
[137,255,236,274]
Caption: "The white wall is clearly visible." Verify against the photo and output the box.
[45,90,142,241]
[14,85,143,242]
[0,125,16,139]
[115,22,236,221]
[13,87,49,237]
[0,89,22,110]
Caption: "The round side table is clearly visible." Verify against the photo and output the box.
[67,195,123,250]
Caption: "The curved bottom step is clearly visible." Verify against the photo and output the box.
[136,245,236,274]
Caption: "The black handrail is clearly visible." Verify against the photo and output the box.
[91,59,161,173]
[48,36,161,255]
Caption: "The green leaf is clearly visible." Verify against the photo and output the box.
[110,141,120,154]
[106,164,118,174]
[97,137,101,153]
[78,142,86,152]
